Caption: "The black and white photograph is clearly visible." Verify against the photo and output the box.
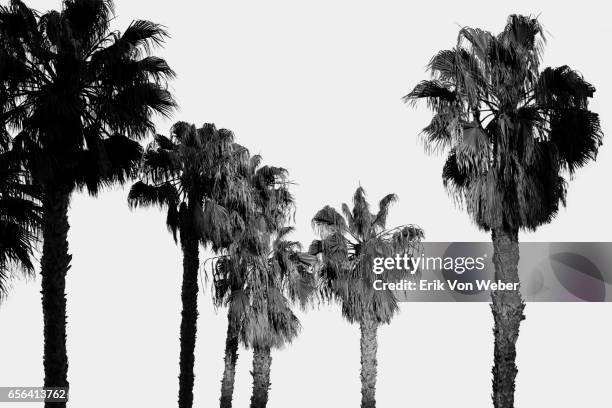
[0,1,609,407]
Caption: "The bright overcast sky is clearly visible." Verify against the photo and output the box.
[1,1,610,407]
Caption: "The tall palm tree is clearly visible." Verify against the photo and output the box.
[212,159,315,408]
[212,154,266,408]
[0,132,41,299]
[129,122,249,408]
[0,1,175,402]
[310,187,423,408]
[404,14,603,408]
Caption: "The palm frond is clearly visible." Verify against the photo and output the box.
[127,180,178,209]
[311,205,347,236]
[536,66,595,109]
[403,80,456,107]
[119,19,169,55]
[372,193,397,229]
[549,108,602,175]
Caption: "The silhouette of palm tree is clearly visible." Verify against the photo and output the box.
[0,2,175,403]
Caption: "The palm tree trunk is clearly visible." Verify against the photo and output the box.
[360,317,378,408]
[491,228,525,408]
[249,345,272,408]
[41,188,71,408]
[219,313,239,408]
[177,231,199,408]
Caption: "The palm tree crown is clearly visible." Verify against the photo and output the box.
[128,122,250,248]
[310,187,423,324]
[213,157,314,349]
[404,14,603,231]
[1,0,176,193]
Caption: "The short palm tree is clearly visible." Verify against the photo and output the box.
[245,226,314,408]
[212,159,315,408]
[129,121,249,408]
[0,1,175,401]
[310,187,423,408]
[213,251,245,408]
[0,133,41,299]
[404,14,603,408]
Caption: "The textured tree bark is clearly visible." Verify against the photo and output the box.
[219,313,239,408]
[250,345,272,408]
[491,228,525,408]
[41,188,71,408]
[360,317,378,408]
[177,230,199,408]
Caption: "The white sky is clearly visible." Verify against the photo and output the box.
[1,1,611,407]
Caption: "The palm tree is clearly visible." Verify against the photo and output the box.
[0,132,41,299]
[404,14,603,408]
[214,257,243,408]
[212,155,265,408]
[0,1,175,402]
[310,187,423,408]
[129,122,249,408]
[212,158,315,408]
[245,226,314,408]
